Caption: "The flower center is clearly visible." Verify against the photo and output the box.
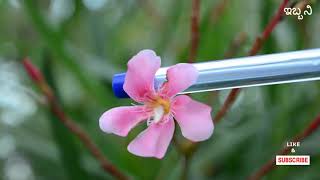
[147,96,171,124]
[152,97,171,114]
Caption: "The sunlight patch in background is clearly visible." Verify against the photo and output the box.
[49,0,75,26]
[0,135,16,159]
[8,0,20,9]
[275,21,295,51]
[4,155,34,180]
[82,0,109,11]
[0,60,37,126]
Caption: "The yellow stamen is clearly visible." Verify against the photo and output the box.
[149,97,171,114]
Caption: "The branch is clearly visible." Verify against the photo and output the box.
[210,0,229,24]
[223,31,247,59]
[249,0,289,56]
[137,0,163,24]
[213,0,290,123]
[189,0,201,63]
[249,114,320,180]
[22,59,128,180]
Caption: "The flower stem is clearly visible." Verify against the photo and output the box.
[180,155,190,180]
[189,0,201,63]
[249,114,320,180]
[210,0,229,24]
[213,0,290,123]
[22,58,128,180]
[223,32,247,59]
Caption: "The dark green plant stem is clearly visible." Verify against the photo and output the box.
[43,52,88,180]
[172,135,197,180]
[261,0,278,54]
[23,0,110,106]
[156,0,183,53]
[180,156,190,180]
[59,0,84,36]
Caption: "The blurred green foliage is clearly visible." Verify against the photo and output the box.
[0,0,319,179]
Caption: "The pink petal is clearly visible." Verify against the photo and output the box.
[160,63,198,97]
[123,50,161,102]
[99,106,149,137]
[127,119,174,159]
[172,95,214,142]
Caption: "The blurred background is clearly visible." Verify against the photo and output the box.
[0,0,319,179]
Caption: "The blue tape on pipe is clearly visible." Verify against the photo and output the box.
[112,73,129,98]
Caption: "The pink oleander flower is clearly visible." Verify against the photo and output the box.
[99,49,214,159]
